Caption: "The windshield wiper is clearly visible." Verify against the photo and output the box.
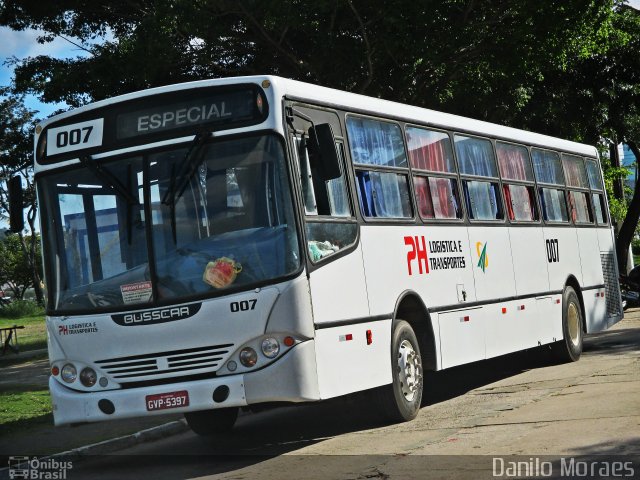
[161,130,212,207]
[80,155,138,206]
[80,155,139,244]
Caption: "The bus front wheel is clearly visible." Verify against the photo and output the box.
[184,406,239,436]
[376,319,423,422]
[552,286,584,362]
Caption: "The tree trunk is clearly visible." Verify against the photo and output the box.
[610,141,624,201]
[616,140,640,274]
[26,205,43,305]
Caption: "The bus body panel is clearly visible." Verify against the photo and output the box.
[485,297,538,358]
[576,228,604,288]
[542,227,583,290]
[535,295,564,343]
[264,274,315,339]
[467,226,516,301]
[360,225,476,314]
[47,288,280,386]
[50,338,321,425]
[508,227,550,295]
[309,243,370,325]
[438,308,485,369]
[314,320,392,399]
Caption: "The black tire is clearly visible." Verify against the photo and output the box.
[552,286,584,362]
[184,407,239,436]
[376,319,423,422]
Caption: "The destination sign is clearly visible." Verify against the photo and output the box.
[116,88,258,140]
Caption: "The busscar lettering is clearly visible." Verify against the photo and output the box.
[136,102,232,132]
[124,306,190,324]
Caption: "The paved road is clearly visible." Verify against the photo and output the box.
[62,312,640,480]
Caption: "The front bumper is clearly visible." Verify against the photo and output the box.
[50,340,320,426]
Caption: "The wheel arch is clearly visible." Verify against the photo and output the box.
[393,290,438,371]
[565,275,587,333]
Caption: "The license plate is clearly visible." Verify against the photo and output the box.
[145,390,190,411]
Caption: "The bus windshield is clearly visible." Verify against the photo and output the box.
[38,134,301,312]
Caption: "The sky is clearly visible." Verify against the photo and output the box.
[0,27,82,117]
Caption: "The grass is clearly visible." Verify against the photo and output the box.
[0,389,52,435]
[0,313,47,353]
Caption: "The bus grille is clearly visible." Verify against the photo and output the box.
[600,253,622,317]
[95,343,234,379]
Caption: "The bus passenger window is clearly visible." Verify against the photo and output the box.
[586,159,607,225]
[413,176,461,220]
[568,191,593,223]
[539,188,569,222]
[356,170,412,218]
[592,193,607,224]
[347,116,412,219]
[455,135,503,221]
[464,180,503,220]
[496,142,537,222]
[503,184,537,221]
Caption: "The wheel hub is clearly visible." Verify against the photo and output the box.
[397,339,422,402]
[567,302,580,347]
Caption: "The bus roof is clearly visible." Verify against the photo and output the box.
[37,75,598,158]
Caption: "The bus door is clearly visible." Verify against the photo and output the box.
[287,104,377,398]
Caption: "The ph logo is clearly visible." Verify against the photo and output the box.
[404,236,429,275]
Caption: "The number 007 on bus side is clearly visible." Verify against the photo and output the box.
[145,391,190,411]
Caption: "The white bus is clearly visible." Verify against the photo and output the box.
[10,75,623,433]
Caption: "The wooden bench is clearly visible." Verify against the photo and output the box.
[0,325,25,355]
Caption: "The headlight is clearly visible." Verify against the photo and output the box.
[239,347,258,367]
[61,364,77,383]
[261,337,280,358]
[80,367,97,387]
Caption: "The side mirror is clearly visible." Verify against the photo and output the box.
[308,123,342,180]
[8,176,24,233]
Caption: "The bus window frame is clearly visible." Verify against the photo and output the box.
[585,157,609,227]
[345,113,415,224]
[453,133,506,225]
[495,140,541,225]
[404,124,465,224]
[562,154,594,226]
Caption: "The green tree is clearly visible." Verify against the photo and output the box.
[0,93,45,304]
[0,232,42,300]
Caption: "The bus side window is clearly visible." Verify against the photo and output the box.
[539,187,569,222]
[592,193,608,224]
[585,159,608,225]
[296,137,357,262]
[532,149,569,223]
[496,142,538,222]
[455,134,503,221]
[406,126,461,221]
[563,154,593,224]
[347,116,412,219]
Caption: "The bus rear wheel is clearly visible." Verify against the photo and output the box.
[552,286,584,363]
[376,319,423,422]
[184,407,239,436]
